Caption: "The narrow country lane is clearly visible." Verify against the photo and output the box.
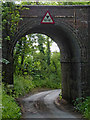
[21,89,83,120]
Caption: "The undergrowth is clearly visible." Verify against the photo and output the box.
[73,97,90,120]
[2,84,21,119]
[14,75,35,97]
[14,75,61,98]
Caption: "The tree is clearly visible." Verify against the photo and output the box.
[46,37,51,66]
[13,33,61,85]
[37,34,45,54]
[2,2,23,83]
[2,2,22,41]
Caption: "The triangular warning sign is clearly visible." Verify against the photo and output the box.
[41,11,55,24]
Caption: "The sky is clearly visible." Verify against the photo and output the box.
[33,41,60,53]
[26,34,60,52]
[50,42,60,52]
[33,41,60,52]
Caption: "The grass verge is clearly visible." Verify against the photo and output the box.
[2,84,21,119]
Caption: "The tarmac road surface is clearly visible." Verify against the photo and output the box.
[21,89,83,120]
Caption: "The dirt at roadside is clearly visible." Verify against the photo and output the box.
[54,97,84,119]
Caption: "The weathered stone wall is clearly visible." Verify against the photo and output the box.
[2,5,90,102]
[87,7,90,96]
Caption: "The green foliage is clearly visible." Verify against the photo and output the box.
[60,2,90,5]
[33,76,61,89]
[21,1,90,5]
[14,74,61,98]
[14,75,35,97]
[73,97,90,119]
[14,34,61,83]
[2,84,21,119]
[2,2,22,40]
[2,58,10,64]
[13,34,62,93]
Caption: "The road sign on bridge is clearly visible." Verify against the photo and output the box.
[41,11,55,24]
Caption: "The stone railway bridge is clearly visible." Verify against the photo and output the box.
[2,5,90,102]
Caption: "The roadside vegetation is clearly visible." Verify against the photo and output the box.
[2,84,21,118]
[2,1,90,119]
[73,97,90,119]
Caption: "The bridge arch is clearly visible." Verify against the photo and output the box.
[2,5,90,103]
[10,21,81,102]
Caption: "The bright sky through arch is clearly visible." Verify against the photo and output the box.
[26,34,60,53]
[51,42,60,52]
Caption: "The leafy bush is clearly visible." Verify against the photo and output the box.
[14,75,35,97]
[14,74,61,93]
[73,97,90,119]
[32,77,61,89]
[2,84,21,119]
